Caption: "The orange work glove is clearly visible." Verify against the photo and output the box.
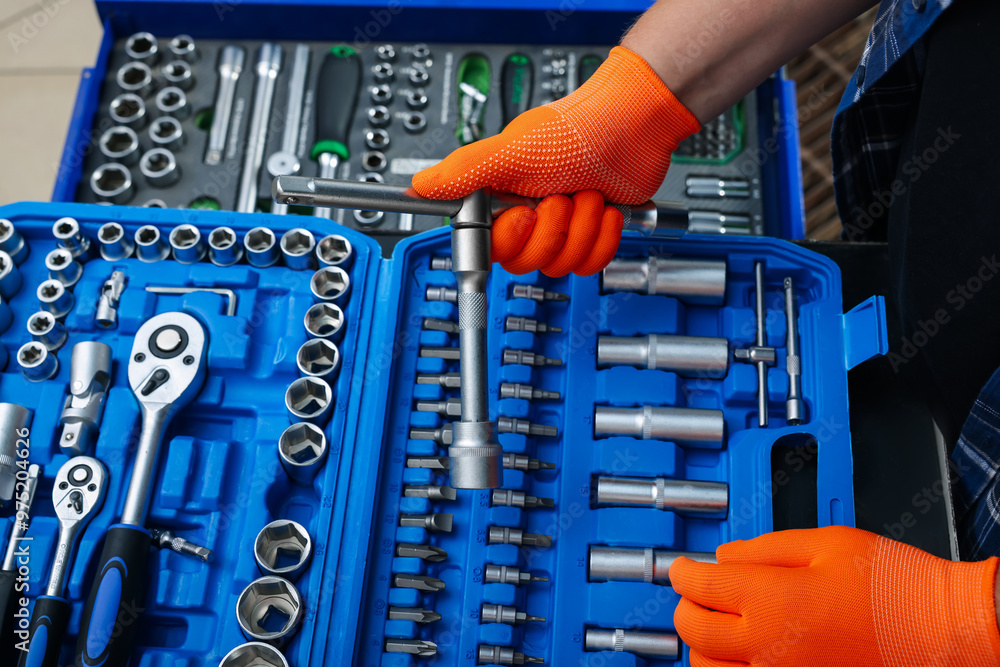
[412,46,700,276]
[670,526,1000,667]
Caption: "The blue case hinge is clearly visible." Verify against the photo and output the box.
[841,295,889,370]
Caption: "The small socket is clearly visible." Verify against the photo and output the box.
[316,234,353,268]
[208,227,243,266]
[52,217,91,259]
[255,519,313,579]
[372,62,394,82]
[0,251,20,300]
[37,279,74,319]
[403,112,427,134]
[370,84,392,104]
[155,86,190,119]
[116,61,155,97]
[219,643,289,667]
[303,302,345,341]
[376,44,396,61]
[134,225,170,262]
[296,338,340,380]
[99,126,140,165]
[27,311,67,352]
[411,44,431,60]
[364,128,390,151]
[98,222,134,261]
[0,220,27,265]
[280,229,316,271]
[109,93,146,128]
[45,248,82,287]
[285,376,333,426]
[406,90,428,109]
[367,105,391,127]
[353,209,384,226]
[142,199,167,208]
[408,67,430,86]
[358,172,384,184]
[278,424,328,487]
[18,342,58,382]
[309,267,350,305]
[361,151,387,173]
[169,224,206,264]
[168,34,197,62]
[90,163,133,205]
[149,116,184,151]
[125,31,159,63]
[162,60,194,90]
[140,148,181,188]
[236,577,303,648]
[245,227,279,268]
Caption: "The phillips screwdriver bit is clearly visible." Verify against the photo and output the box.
[478,644,544,664]
[422,317,458,334]
[393,573,446,591]
[500,383,561,401]
[416,372,462,388]
[404,485,457,501]
[491,489,555,509]
[416,397,462,418]
[502,349,562,367]
[503,453,556,471]
[388,607,442,623]
[396,542,447,562]
[488,525,552,548]
[510,284,569,302]
[481,603,545,625]
[400,513,454,533]
[484,563,549,586]
[386,638,438,656]
[505,316,562,334]
[430,256,452,271]
[420,346,461,360]
[426,286,457,303]
[497,416,559,438]
[406,456,450,469]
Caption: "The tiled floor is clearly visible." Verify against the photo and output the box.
[0,0,102,206]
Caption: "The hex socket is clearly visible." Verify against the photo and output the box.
[155,86,190,119]
[90,163,134,204]
[594,475,728,518]
[588,546,717,586]
[149,116,184,151]
[169,224,206,264]
[208,227,243,266]
[135,225,170,262]
[109,93,146,128]
[235,576,303,647]
[280,229,316,270]
[585,628,679,659]
[0,250,22,300]
[254,519,312,580]
[278,423,328,486]
[125,31,158,63]
[367,105,390,127]
[594,405,724,447]
[597,334,729,378]
[315,234,353,269]
[116,61,155,97]
[140,148,181,188]
[310,267,350,305]
[162,59,195,89]
[285,376,333,426]
[296,338,340,380]
[602,256,727,304]
[304,302,345,341]
[219,643,289,667]
[98,222,134,260]
[99,126,141,165]
[245,227,279,268]
[168,34,197,62]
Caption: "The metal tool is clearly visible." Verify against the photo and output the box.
[206,46,245,165]
[423,317,458,334]
[491,489,554,509]
[38,279,73,318]
[135,225,170,262]
[28,311,67,351]
[219,642,289,667]
[597,334,729,378]
[150,528,212,562]
[388,607,441,623]
[162,59,194,90]
[0,219,26,265]
[149,116,184,150]
[585,628,679,659]
[316,234,353,268]
[285,376,333,426]
[116,61,155,97]
[18,342,58,382]
[393,573,445,591]
[511,284,568,302]
[386,639,438,656]
[503,349,561,367]
[420,346,460,361]
[125,31,158,63]
[370,84,392,104]
[0,405,32,506]
[784,276,805,424]
[594,475,728,518]
[98,223,134,260]
[416,398,462,418]
[281,229,316,270]
[168,34,196,62]
[310,267,351,304]
[296,338,340,380]
[75,312,207,667]
[236,43,283,212]
[95,271,128,329]
[206,227,242,266]
[404,485,457,501]
[499,383,560,400]
[685,176,749,199]
[236,576,303,648]
[602,256,727,303]
[477,645,543,665]
[53,217,91,261]
[311,46,362,220]
[396,542,447,562]
[267,44,311,216]
[430,256,452,270]
[498,417,558,438]
[109,93,146,128]
[505,453,555,471]
[481,603,544,626]
[278,422,327,484]
[19,457,107,667]
[0,251,18,301]
[155,86,190,118]
[400,513,453,532]
[484,563,547,586]
[145,286,237,317]
[505,316,561,334]
[0,299,9,334]
[594,405,724,446]
[90,163,133,204]
[0,463,39,664]
[254,519,312,581]
[488,526,551,548]
[416,372,461,388]
[368,105,390,127]
[244,227,279,267]
[734,262,776,427]
[589,546,717,585]
[406,456,450,469]
[304,302,345,341]
[687,210,753,235]
[99,126,141,165]
[140,148,181,188]
[406,91,428,110]
[425,286,457,303]
[168,224,206,263]
[365,128,390,150]
[58,342,112,457]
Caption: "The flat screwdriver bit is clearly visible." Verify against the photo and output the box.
[503,453,556,471]
[386,638,438,656]
[502,349,562,367]
[484,563,549,586]
[491,489,555,509]
[396,542,448,562]
[388,606,442,623]
[400,513,454,533]
[505,316,562,334]
[478,644,545,665]
[416,372,462,388]
[430,256,452,271]
[499,382,561,401]
[481,603,545,625]
[488,525,552,548]
[393,573,446,591]
[425,286,457,303]
[416,397,462,418]
[406,456,450,469]
[420,346,461,360]
[497,416,559,438]
[404,485,458,501]
[422,317,458,334]
[511,284,569,302]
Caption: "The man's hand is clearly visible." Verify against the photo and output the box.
[670,526,1000,667]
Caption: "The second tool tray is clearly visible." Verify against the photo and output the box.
[0,201,886,666]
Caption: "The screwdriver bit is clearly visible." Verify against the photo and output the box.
[416,397,462,418]
[491,489,555,509]
[503,453,556,471]
[151,529,214,563]
[484,563,549,586]
[410,426,452,446]
[420,346,461,360]
[396,542,448,562]
[416,372,462,388]
[505,316,562,334]
[423,317,458,334]
[406,456,450,469]
[497,416,559,438]
[502,349,562,367]
[481,603,545,625]
[488,525,552,548]
[393,573,446,591]
[388,606,442,623]
[400,513,454,533]
[499,382,561,401]
[511,284,569,302]
[426,286,457,303]
[478,644,544,665]
[404,485,457,501]
[386,638,438,656]
[430,256,452,271]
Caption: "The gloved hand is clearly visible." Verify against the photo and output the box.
[412,46,700,276]
[670,526,1000,667]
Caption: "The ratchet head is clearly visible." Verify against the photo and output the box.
[127,311,208,418]
[52,456,107,529]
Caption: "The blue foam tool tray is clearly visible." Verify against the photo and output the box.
[0,201,885,666]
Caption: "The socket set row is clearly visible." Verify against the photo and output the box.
[71,35,767,241]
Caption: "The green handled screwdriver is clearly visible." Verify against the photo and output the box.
[311,45,362,220]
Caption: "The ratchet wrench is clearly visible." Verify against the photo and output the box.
[75,312,207,667]
[19,458,107,667]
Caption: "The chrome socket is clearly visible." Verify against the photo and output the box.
[406,90,428,109]
[155,86,190,119]
[116,61,155,97]
[280,229,316,270]
[149,116,184,151]
[109,93,146,128]
[376,44,396,61]
[594,475,728,518]
[37,279,73,319]
[53,217,92,260]
[134,225,170,262]
[588,545,717,586]
[403,112,427,134]
[0,219,28,265]
[162,59,194,90]
[140,148,181,188]
[316,234,353,269]
[18,342,58,382]
[208,227,243,266]
[309,266,350,305]
[244,227,279,268]
[285,376,333,426]
[0,251,21,300]
[372,62,394,82]
[45,248,82,287]
[255,518,313,579]
[99,126,141,165]
[370,84,392,104]
[142,199,167,208]
[169,224,206,264]
[367,105,391,127]
[168,34,197,62]
[412,44,431,60]
[408,67,430,86]
[296,338,340,380]
[236,576,303,648]
[219,643,290,667]
[364,128,390,151]
[353,209,384,226]
[278,423,328,487]
[27,311,67,351]
[303,302,345,341]
[584,628,679,659]
[125,31,159,63]
[361,150,387,173]
[90,163,134,205]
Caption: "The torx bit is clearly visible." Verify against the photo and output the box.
[484,563,549,586]
[404,485,457,501]
[478,645,544,665]
[502,349,562,367]
[417,372,462,388]
[426,286,457,303]
[406,456,450,469]
[416,398,462,418]
[510,284,569,302]
[393,573,446,591]
[481,603,545,625]
[388,607,442,623]
[505,316,562,334]
[386,638,438,656]
[423,317,458,334]
[503,453,556,472]
[500,383,561,401]
[497,417,559,438]
[400,513,454,533]
[491,489,555,509]
[488,525,552,548]
[396,542,448,562]
[430,256,452,271]
[420,346,461,360]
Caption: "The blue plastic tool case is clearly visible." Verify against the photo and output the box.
[0,197,887,666]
